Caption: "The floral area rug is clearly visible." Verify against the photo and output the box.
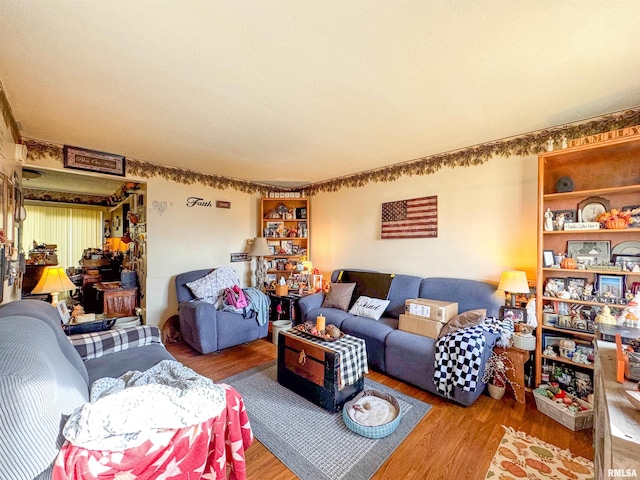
[485,426,594,480]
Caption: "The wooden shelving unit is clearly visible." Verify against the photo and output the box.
[260,196,310,288]
[535,128,640,398]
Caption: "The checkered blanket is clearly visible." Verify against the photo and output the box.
[69,326,163,361]
[288,329,369,388]
[433,317,513,398]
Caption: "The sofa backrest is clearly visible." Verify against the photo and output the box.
[330,269,422,319]
[0,300,89,384]
[175,268,215,304]
[0,302,90,479]
[419,277,502,317]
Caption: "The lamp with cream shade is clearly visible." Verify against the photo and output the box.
[249,237,271,289]
[497,270,530,307]
[30,266,77,306]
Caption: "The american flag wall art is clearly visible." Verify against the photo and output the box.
[381,196,438,239]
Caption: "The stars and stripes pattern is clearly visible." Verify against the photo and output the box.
[381,196,437,239]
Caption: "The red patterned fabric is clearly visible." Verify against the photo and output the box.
[53,384,252,479]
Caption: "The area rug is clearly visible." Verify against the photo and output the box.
[221,361,431,480]
[485,426,594,479]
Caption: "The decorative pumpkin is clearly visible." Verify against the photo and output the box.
[560,257,577,269]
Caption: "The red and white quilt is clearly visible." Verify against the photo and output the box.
[53,361,252,480]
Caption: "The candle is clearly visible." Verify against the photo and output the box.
[316,315,326,332]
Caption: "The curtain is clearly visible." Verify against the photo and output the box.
[22,205,103,269]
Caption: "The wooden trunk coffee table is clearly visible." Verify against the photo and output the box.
[277,329,368,412]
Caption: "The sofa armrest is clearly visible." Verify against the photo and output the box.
[69,325,163,361]
[298,293,325,321]
[178,300,221,353]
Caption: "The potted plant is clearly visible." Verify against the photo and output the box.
[482,351,520,401]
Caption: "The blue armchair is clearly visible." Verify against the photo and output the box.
[175,268,269,354]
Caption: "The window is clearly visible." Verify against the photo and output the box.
[22,205,103,269]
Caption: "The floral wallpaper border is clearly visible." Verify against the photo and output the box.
[19,106,640,196]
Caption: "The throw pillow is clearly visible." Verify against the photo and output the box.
[348,296,391,320]
[321,283,356,311]
[438,309,487,339]
[186,267,239,308]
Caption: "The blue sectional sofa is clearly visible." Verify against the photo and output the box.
[0,300,174,479]
[298,269,504,406]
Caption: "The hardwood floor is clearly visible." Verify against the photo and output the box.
[167,337,594,480]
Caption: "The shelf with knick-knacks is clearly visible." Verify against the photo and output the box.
[260,197,310,283]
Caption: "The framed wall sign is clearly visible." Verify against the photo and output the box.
[64,145,126,176]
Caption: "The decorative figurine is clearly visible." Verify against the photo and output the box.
[544,208,554,231]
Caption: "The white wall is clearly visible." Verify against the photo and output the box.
[144,177,260,326]
[14,149,538,323]
[309,153,539,284]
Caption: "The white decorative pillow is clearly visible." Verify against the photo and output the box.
[186,267,239,308]
[348,296,390,320]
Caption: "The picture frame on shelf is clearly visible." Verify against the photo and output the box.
[265,222,284,237]
[567,240,610,264]
[499,306,526,323]
[566,277,588,300]
[597,274,624,298]
[280,240,293,255]
[621,204,640,228]
[542,250,556,267]
[577,196,610,223]
[575,254,597,268]
[544,277,566,296]
[612,254,640,272]
[551,209,576,230]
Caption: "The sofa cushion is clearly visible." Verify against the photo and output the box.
[0,317,89,480]
[348,296,390,320]
[341,315,398,371]
[321,283,356,311]
[438,309,487,339]
[419,277,502,317]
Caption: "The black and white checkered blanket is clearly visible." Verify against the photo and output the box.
[433,317,513,398]
[287,329,369,388]
[69,326,163,361]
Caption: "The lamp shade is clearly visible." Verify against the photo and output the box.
[249,237,271,257]
[31,266,76,305]
[497,270,530,294]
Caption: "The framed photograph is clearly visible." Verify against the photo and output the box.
[280,240,293,255]
[551,209,576,230]
[622,204,640,228]
[63,145,126,176]
[542,250,556,267]
[545,277,566,294]
[566,277,587,299]
[575,254,597,268]
[292,244,300,254]
[613,254,640,271]
[499,306,526,323]
[567,240,610,265]
[57,300,71,325]
[597,274,624,298]
[265,221,284,237]
[542,334,570,351]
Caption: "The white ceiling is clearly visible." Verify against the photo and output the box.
[2,1,640,188]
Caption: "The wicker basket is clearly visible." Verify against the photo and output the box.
[342,389,401,438]
[533,387,593,431]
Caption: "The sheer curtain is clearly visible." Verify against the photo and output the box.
[22,205,103,269]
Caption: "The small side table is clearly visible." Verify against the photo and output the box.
[268,293,304,325]
[493,346,529,404]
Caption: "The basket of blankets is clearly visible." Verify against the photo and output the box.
[342,389,401,438]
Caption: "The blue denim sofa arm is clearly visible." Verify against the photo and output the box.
[178,300,220,354]
[298,293,325,320]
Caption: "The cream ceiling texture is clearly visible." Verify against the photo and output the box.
[1,0,640,187]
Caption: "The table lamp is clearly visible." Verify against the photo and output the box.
[249,237,271,289]
[30,266,77,306]
[497,270,530,307]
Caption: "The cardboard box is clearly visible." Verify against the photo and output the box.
[399,313,444,339]
[404,298,458,323]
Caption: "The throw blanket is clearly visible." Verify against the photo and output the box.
[433,317,513,398]
[53,362,253,479]
[221,287,270,326]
